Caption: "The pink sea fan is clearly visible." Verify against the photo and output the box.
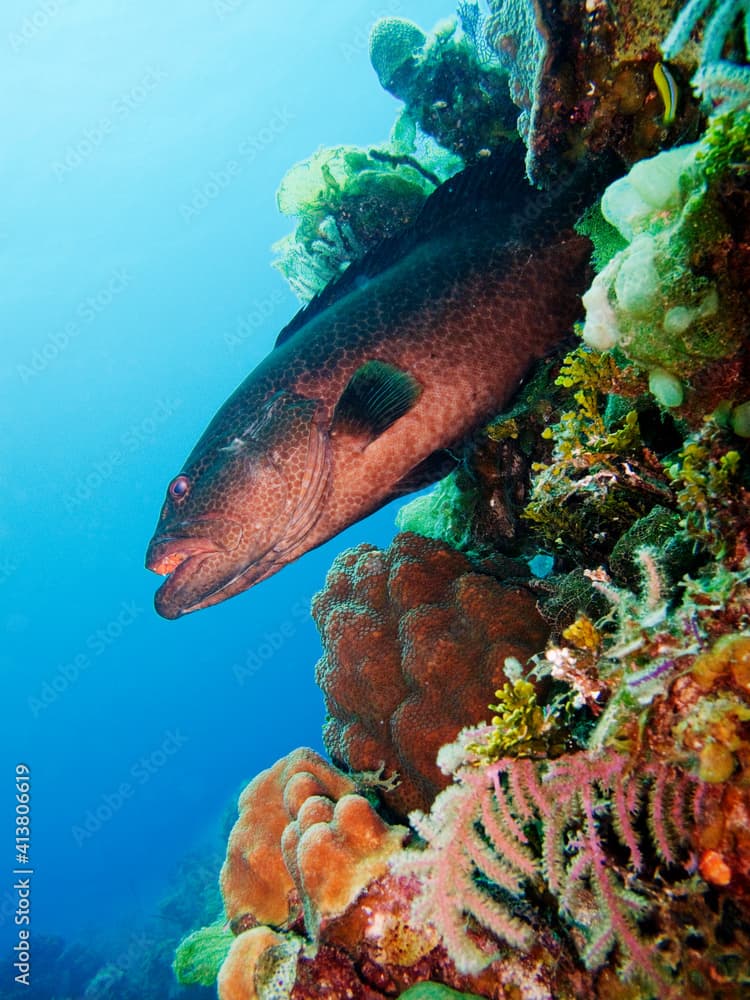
[392,743,708,989]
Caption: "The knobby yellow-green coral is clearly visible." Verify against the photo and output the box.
[466,679,556,762]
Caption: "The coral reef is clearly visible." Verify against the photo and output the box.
[581,119,750,419]
[480,0,704,183]
[312,532,549,815]
[207,750,595,1000]
[368,16,518,162]
[219,747,409,943]
[389,550,750,996]
[175,4,750,998]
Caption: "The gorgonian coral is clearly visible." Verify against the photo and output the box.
[394,743,709,991]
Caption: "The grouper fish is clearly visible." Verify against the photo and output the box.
[146,145,608,618]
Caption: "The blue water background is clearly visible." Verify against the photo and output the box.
[0,0,446,952]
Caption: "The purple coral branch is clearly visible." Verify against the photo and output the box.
[648,763,677,865]
[482,772,537,879]
[403,743,702,990]
[578,780,668,990]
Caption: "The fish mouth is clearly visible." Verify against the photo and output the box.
[146,536,217,576]
[146,536,222,620]
[146,527,281,620]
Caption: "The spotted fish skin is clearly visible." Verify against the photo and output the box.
[146,147,604,618]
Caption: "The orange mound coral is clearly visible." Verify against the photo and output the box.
[283,791,407,936]
[220,748,406,936]
[217,926,287,1000]
[221,747,355,929]
[313,532,549,815]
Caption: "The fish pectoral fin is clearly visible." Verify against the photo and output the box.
[331,360,422,445]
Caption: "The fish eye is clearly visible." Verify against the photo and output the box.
[168,474,191,500]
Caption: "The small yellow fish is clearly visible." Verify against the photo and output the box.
[653,62,678,126]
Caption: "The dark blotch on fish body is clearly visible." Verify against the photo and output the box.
[146,144,610,618]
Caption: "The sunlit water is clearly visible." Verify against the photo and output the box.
[0,0,444,979]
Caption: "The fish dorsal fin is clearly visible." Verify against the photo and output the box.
[274,142,529,349]
[331,360,422,445]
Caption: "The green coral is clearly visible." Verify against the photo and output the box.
[173,921,232,987]
[395,472,477,551]
[273,142,457,301]
[467,679,557,761]
[575,202,628,273]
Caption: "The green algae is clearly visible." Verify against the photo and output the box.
[399,985,485,1000]
[173,921,232,987]
[395,472,477,552]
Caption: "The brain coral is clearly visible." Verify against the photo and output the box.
[313,532,549,815]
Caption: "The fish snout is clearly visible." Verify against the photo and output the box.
[145,516,244,573]
[145,517,246,620]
